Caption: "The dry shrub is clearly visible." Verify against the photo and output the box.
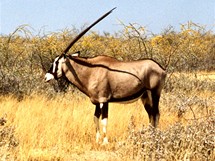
[0,21,214,97]
[117,116,214,161]
[0,115,19,160]
[162,72,215,120]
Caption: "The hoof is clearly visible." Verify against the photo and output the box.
[102,137,108,145]
[95,132,100,143]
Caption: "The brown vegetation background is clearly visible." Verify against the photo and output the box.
[0,21,214,96]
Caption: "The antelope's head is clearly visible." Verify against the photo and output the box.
[44,7,116,82]
[45,55,66,82]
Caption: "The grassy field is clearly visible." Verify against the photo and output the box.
[0,72,214,160]
[0,22,214,160]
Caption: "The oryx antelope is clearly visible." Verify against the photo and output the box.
[44,8,166,144]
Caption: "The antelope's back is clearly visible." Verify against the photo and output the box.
[88,56,166,89]
[88,56,165,76]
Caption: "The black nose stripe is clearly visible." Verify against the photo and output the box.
[54,59,59,73]
[47,58,59,79]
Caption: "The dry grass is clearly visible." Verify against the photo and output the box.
[0,94,149,160]
[0,72,214,160]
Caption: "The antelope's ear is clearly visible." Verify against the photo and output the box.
[58,54,66,59]
[71,51,80,57]
[57,54,66,63]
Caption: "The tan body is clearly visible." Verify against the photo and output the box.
[62,55,166,104]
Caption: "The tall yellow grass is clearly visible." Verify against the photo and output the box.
[0,79,213,160]
[0,94,155,160]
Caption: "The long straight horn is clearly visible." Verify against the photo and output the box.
[63,7,116,54]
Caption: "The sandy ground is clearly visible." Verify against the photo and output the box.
[69,151,121,161]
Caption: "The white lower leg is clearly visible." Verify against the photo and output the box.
[94,116,100,143]
[101,118,108,144]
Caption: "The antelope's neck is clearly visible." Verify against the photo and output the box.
[63,58,90,96]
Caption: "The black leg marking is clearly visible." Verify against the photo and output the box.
[94,104,101,143]
[100,102,109,144]
[101,102,109,119]
[94,104,101,118]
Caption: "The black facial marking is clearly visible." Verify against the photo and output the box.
[47,56,60,79]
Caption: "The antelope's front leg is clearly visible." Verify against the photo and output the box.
[94,104,101,143]
[100,102,109,144]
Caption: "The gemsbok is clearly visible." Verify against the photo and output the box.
[44,8,166,144]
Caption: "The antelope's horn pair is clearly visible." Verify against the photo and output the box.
[63,7,116,55]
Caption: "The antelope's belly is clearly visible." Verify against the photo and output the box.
[110,87,146,103]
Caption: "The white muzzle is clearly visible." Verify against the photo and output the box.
[45,73,54,82]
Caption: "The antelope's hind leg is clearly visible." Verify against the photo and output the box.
[141,90,160,127]
[151,90,161,127]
